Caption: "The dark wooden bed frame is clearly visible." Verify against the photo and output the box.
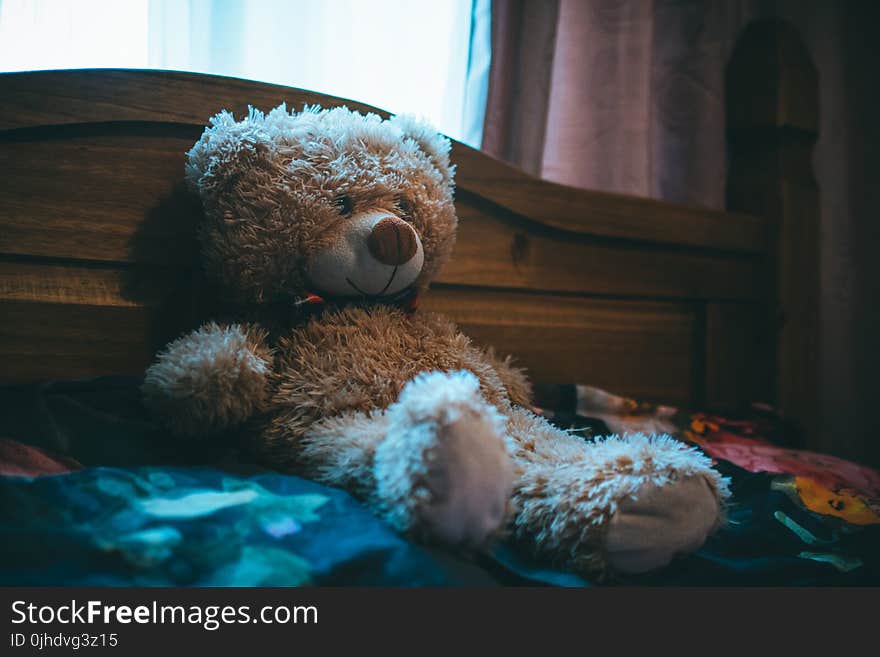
[0,22,825,454]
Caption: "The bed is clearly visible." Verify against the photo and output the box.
[1,20,877,586]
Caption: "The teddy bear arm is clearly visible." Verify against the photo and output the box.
[505,406,729,577]
[142,321,272,436]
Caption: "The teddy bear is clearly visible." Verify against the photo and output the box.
[142,105,729,577]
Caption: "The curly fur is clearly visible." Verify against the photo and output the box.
[375,370,510,534]
[483,347,532,407]
[504,405,730,575]
[143,105,731,577]
[142,322,272,435]
[185,105,457,305]
[257,306,515,468]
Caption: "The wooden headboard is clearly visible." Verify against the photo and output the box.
[0,21,820,449]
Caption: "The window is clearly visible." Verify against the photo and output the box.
[0,0,490,146]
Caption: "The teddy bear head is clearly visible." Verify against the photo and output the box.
[185,105,457,306]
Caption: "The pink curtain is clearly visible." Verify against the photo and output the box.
[483,0,761,208]
[481,0,560,176]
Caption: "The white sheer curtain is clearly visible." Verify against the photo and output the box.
[0,0,490,146]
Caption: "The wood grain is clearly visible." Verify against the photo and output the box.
[0,132,201,266]
[0,301,155,384]
[727,19,820,446]
[0,69,766,253]
[0,261,696,403]
[451,140,766,253]
[726,19,819,133]
[1,131,763,300]
[0,260,169,307]
[451,195,762,300]
[424,287,697,406]
[0,67,777,414]
[0,261,163,383]
[705,301,773,409]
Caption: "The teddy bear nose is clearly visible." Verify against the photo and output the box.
[367,216,418,265]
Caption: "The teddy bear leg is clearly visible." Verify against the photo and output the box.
[299,370,514,548]
[505,407,729,577]
[373,370,515,548]
[297,411,393,502]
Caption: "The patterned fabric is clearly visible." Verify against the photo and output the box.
[1,377,878,585]
[529,384,880,585]
[0,439,81,478]
[685,414,879,526]
[0,465,498,586]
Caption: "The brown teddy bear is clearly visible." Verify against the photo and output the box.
[142,105,729,577]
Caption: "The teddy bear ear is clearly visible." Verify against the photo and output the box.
[389,114,455,187]
[185,107,270,199]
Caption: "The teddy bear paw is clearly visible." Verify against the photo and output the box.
[604,475,721,574]
[417,402,514,547]
[374,370,514,548]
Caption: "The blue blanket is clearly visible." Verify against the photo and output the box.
[1,378,877,586]
[0,465,501,586]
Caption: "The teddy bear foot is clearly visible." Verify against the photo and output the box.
[417,400,514,547]
[374,370,514,548]
[604,474,722,574]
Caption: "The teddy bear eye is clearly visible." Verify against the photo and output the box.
[334,195,354,216]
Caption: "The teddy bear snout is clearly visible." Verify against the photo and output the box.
[305,211,424,298]
[368,216,418,266]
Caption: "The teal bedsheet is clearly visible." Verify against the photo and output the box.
[1,378,877,586]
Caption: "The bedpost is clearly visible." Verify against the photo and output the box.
[726,19,820,448]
